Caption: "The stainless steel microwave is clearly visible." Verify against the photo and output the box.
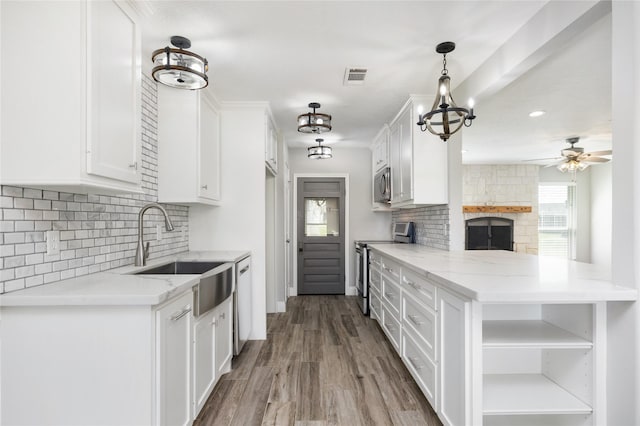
[374,167,391,203]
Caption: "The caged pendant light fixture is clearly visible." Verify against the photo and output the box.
[297,102,332,134]
[416,42,476,141]
[152,36,208,90]
[308,138,332,159]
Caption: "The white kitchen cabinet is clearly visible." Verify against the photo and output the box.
[215,296,234,377]
[158,87,221,205]
[389,95,448,208]
[192,308,217,418]
[265,112,279,175]
[156,291,193,426]
[0,0,142,195]
[438,288,471,426]
[372,125,390,172]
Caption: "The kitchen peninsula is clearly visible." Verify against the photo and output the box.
[368,244,636,426]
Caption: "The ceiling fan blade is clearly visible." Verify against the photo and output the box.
[585,150,612,156]
[561,149,581,157]
[581,157,610,163]
[522,156,563,162]
[543,160,566,168]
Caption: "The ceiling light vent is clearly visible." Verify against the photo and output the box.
[344,68,367,85]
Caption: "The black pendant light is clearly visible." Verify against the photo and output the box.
[152,36,208,90]
[298,102,332,134]
[416,42,476,141]
[308,138,332,159]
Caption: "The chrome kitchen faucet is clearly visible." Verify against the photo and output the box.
[135,203,175,266]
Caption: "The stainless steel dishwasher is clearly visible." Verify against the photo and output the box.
[234,256,252,355]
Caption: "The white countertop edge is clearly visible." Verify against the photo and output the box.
[368,244,638,303]
[0,250,251,307]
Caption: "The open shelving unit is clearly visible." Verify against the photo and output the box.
[481,304,602,426]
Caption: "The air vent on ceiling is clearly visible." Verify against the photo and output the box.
[344,68,367,86]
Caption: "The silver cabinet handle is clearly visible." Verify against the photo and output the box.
[220,312,226,320]
[403,277,422,291]
[383,266,394,273]
[128,162,137,169]
[239,265,250,275]
[384,292,395,299]
[211,319,217,326]
[201,184,208,190]
[170,306,192,321]
[408,356,424,371]
[384,323,396,332]
[408,314,423,326]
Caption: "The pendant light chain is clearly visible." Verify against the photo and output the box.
[441,53,448,76]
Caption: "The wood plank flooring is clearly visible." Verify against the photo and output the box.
[193,296,442,426]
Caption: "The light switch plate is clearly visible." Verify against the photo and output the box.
[46,230,60,255]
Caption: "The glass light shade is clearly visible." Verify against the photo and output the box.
[557,160,588,172]
[308,145,332,159]
[298,112,332,134]
[152,47,208,90]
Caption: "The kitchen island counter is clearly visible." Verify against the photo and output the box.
[369,243,636,303]
[0,250,250,307]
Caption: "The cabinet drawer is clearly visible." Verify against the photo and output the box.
[402,267,437,311]
[381,304,401,352]
[370,291,382,322]
[402,328,437,409]
[382,275,402,318]
[402,294,437,361]
[380,257,401,281]
[369,251,382,270]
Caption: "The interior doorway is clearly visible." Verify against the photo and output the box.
[296,177,346,294]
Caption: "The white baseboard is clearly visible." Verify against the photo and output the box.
[276,301,286,312]
[345,286,357,296]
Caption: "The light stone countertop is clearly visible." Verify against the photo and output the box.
[0,250,250,307]
[369,244,637,303]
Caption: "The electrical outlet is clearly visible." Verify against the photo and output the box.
[156,224,162,241]
[46,230,60,255]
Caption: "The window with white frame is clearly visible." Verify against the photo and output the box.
[538,184,577,259]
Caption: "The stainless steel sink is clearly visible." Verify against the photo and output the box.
[134,261,225,275]
[135,261,233,317]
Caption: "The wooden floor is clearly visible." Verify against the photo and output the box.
[193,295,442,426]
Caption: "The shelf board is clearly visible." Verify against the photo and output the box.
[463,205,532,213]
[483,320,592,349]
[484,374,592,415]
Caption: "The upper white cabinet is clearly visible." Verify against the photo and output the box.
[265,112,278,175]
[0,0,142,194]
[157,87,221,205]
[389,95,448,208]
[372,125,390,172]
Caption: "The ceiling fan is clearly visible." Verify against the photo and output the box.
[528,137,612,173]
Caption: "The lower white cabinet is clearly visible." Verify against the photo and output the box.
[437,288,470,426]
[193,308,217,417]
[215,296,234,377]
[156,292,193,426]
[0,289,234,426]
[402,327,438,408]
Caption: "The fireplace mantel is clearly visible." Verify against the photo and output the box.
[463,205,532,213]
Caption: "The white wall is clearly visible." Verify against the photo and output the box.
[539,167,592,262]
[287,147,392,295]
[590,162,612,267]
[189,104,268,340]
[610,3,640,424]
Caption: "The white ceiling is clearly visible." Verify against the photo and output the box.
[137,1,610,164]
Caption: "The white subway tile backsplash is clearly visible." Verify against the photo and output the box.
[0,74,189,293]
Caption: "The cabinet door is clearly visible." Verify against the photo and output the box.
[399,108,413,202]
[192,309,216,418]
[389,122,402,202]
[373,128,389,172]
[438,289,470,426]
[156,292,193,426]
[198,94,221,201]
[265,115,278,174]
[86,0,141,185]
[215,297,233,377]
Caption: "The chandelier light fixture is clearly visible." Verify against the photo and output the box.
[308,138,332,159]
[152,36,208,90]
[298,102,332,134]
[416,41,476,141]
